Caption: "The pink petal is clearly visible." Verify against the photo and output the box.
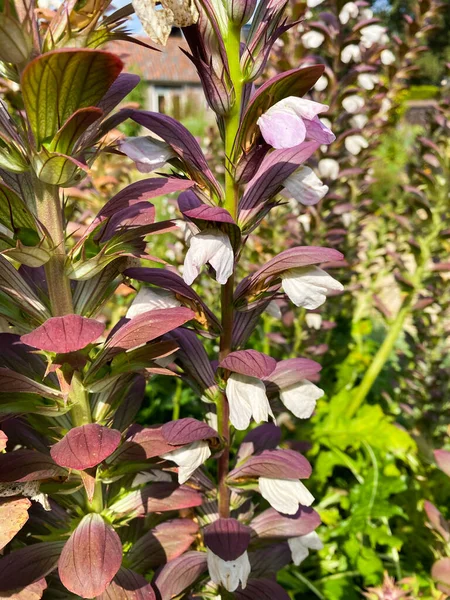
[305,116,335,145]
[258,111,307,149]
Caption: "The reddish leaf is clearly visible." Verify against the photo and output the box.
[0,449,66,482]
[50,424,121,470]
[237,423,282,461]
[21,315,105,353]
[153,551,207,600]
[112,427,173,462]
[59,513,122,598]
[219,350,276,379]
[250,506,321,541]
[127,519,198,572]
[432,557,450,592]
[109,483,202,517]
[101,307,194,361]
[128,110,222,199]
[0,541,64,591]
[228,449,311,481]
[204,518,251,561]
[424,501,449,541]
[0,368,62,401]
[0,497,31,550]
[80,469,96,503]
[265,358,322,390]
[0,578,47,599]
[234,579,290,600]
[239,141,320,228]
[161,418,218,446]
[434,449,450,478]
[235,247,344,303]
[98,568,156,599]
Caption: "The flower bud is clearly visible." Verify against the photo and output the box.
[227,0,257,26]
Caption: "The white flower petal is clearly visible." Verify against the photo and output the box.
[226,373,274,430]
[259,478,315,514]
[288,538,310,565]
[288,531,323,565]
[342,94,365,114]
[183,229,234,285]
[357,73,379,91]
[360,24,388,48]
[207,549,251,592]
[160,440,211,484]
[281,266,344,310]
[344,134,369,155]
[305,313,322,329]
[119,136,175,172]
[284,167,328,206]
[126,287,181,319]
[265,300,282,319]
[314,75,328,91]
[318,158,339,180]
[306,0,325,6]
[302,31,325,49]
[280,380,324,419]
[339,1,358,24]
[350,114,368,129]
[381,49,396,65]
[341,44,361,64]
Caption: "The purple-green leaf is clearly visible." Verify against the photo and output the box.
[50,424,121,470]
[204,518,251,561]
[22,49,123,147]
[21,315,105,354]
[162,418,218,446]
[0,578,47,599]
[109,483,202,517]
[99,307,194,362]
[128,110,223,199]
[110,426,173,462]
[264,358,322,390]
[153,551,207,600]
[228,449,311,481]
[431,558,450,594]
[126,519,198,572]
[97,568,156,599]
[59,513,122,598]
[0,449,66,482]
[0,497,31,550]
[219,349,276,379]
[234,578,290,600]
[434,450,450,478]
[250,506,321,541]
[0,541,64,591]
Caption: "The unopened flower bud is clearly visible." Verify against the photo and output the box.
[227,0,257,26]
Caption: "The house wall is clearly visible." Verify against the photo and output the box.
[146,83,209,120]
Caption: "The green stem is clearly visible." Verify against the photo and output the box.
[346,291,415,419]
[216,23,243,519]
[33,176,73,316]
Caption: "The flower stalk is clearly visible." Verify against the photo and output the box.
[33,176,73,316]
[217,22,244,518]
